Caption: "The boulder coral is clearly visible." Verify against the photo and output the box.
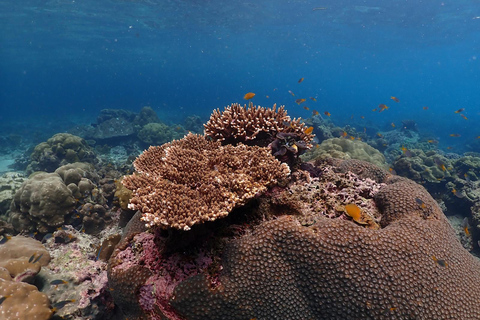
[0,236,52,320]
[108,150,480,319]
[8,163,108,234]
[302,137,387,169]
[27,133,96,174]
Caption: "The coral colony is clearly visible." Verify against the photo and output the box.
[1,104,480,319]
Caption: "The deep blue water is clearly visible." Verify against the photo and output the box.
[1,0,480,151]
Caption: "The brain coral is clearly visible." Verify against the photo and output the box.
[108,158,480,319]
[122,133,290,230]
[302,137,387,168]
[204,103,314,147]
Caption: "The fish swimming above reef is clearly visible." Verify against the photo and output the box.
[295,98,306,105]
[454,108,465,113]
[390,96,400,102]
[244,92,255,100]
[378,104,389,112]
[298,77,304,83]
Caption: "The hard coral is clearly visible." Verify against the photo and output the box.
[302,137,387,169]
[0,236,52,320]
[26,133,96,174]
[122,133,290,230]
[169,159,480,319]
[110,158,480,319]
[204,103,313,148]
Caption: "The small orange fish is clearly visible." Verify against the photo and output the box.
[389,167,396,174]
[312,110,319,115]
[288,90,295,96]
[303,106,310,110]
[447,146,453,150]
[391,122,395,128]
[372,108,377,112]
[295,98,306,105]
[350,136,355,140]
[452,188,457,195]
[360,115,365,119]
[377,133,383,138]
[243,92,255,100]
[427,139,439,144]
[344,204,366,224]
[298,77,304,83]
[310,97,317,101]
[266,95,269,98]
[341,131,348,137]
[324,111,331,117]
[423,106,429,110]
[476,136,480,139]
[463,217,471,236]
[460,114,468,120]
[304,126,314,134]
[450,133,461,137]
[454,108,465,113]
[390,96,400,102]
[378,104,389,112]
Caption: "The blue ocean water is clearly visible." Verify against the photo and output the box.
[1,0,480,150]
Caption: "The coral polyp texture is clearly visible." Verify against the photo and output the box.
[122,133,290,230]
[203,103,314,147]
[108,158,480,319]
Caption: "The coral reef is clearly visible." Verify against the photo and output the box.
[137,122,182,146]
[0,172,26,216]
[26,133,97,174]
[8,163,110,235]
[302,137,387,168]
[392,149,452,184]
[38,224,119,319]
[204,103,313,148]
[122,133,290,230]
[108,158,480,319]
[0,236,53,320]
[8,172,77,234]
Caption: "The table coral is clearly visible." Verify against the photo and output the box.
[108,158,480,319]
[122,133,290,230]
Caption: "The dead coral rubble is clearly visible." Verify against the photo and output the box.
[122,133,290,230]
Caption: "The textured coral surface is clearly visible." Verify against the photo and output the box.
[204,103,314,147]
[122,133,290,230]
[109,158,480,320]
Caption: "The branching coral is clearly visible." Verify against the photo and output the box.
[122,133,290,230]
[203,103,314,148]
